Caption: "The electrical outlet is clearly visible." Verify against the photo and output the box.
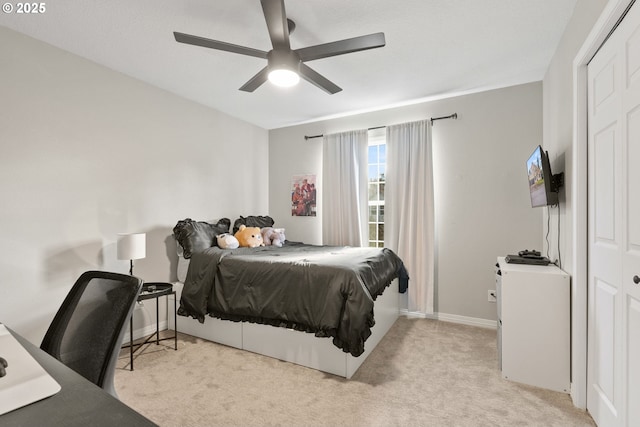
[488,290,497,303]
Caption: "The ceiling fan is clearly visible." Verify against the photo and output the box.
[173,0,386,94]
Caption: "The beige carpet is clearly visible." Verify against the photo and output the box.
[115,317,595,427]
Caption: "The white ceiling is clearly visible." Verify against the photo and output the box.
[0,0,577,130]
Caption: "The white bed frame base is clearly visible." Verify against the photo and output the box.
[168,281,400,378]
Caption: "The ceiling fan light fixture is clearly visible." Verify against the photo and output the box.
[268,68,300,87]
[174,0,385,94]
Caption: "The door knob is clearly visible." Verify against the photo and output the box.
[634,275,640,284]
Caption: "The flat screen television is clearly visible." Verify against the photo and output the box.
[526,145,559,207]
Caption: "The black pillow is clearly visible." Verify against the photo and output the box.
[173,218,231,258]
[232,215,275,234]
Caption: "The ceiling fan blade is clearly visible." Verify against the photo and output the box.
[260,0,290,50]
[239,66,270,92]
[174,32,268,59]
[296,32,386,62]
[298,63,342,95]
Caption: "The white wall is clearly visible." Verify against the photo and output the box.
[542,0,608,274]
[269,83,543,322]
[0,27,269,343]
[542,0,608,405]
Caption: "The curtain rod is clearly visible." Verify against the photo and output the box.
[303,113,457,140]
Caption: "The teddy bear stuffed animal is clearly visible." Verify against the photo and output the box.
[234,225,264,248]
[261,227,286,247]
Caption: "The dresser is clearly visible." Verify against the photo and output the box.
[496,256,570,393]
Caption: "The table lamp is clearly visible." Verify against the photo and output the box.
[117,233,146,276]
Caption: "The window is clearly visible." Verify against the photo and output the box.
[367,128,386,247]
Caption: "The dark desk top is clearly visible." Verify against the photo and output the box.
[1,329,158,427]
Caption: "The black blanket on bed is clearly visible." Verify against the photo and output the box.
[177,242,408,357]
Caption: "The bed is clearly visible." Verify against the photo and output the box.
[168,217,408,378]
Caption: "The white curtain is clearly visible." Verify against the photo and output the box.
[385,120,435,314]
[322,129,368,246]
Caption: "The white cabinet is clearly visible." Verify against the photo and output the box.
[496,256,570,393]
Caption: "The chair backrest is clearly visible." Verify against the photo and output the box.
[41,270,142,397]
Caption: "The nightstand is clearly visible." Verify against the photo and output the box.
[124,282,177,370]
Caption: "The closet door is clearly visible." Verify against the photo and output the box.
[622,3,640,425]
[587,22,623,426]
[587,2,640,426]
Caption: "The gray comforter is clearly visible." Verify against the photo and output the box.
[177,242,408,356]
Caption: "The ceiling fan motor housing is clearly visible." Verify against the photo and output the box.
[267,49,301,73]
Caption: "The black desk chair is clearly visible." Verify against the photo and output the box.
[40,271,143,398]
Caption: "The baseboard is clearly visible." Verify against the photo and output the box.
[400,309,497,330]
[401,309,438,320]
[121,321,168,345]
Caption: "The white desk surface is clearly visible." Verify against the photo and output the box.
[0,324,61,416]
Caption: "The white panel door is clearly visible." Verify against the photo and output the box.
[588,2,640,426]
[588,37,622,425]
[622,6,640,424]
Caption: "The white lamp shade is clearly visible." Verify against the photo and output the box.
[268,68,300,87]
[117,233,146,260]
